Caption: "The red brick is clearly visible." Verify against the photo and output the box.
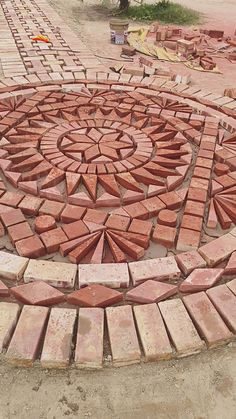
[152,224,176,248]
[16,235,45,258]
[0,191,24,208]
[68,232,101,263]
[207,285,236,333]
[0,280,9,297]
[11,281,65,305]
[123,202,149,220]
[39,200,65,220]
[40,227,68,253]
[75,308,104,369]
[126,280,177,303]
[34,215,56,234]
[106,233,127,262]
[41,307,76,368]
[157,209,177,226]
[134,304,173,361]
[62,220,89,240]
[176,228,201,251]
[159,299,204,356]
[67,284,123,307]
[8,221,34,244]
[159,191,182,209]
[0,208,25,227]
[183,292,233,347]
[184,200,205,218]
[83,208,108,225]
[128,219,152,236]
[106,305,141,366]
[18,195,43,216]
[108,230,145,260]
[179,268,223,293]
[60,204,86,223]
[141,196,166,217]
[181,214,203,231]
[175,250,206,275]
[105,214,130,231]
[6,305,49,366]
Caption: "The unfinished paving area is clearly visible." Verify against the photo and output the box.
[0,0,235,416]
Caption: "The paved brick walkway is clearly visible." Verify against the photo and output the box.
[0,0,235,369]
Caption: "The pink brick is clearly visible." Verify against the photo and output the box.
[207,285,236,333]
[179,268,223,293]
[227,278,236,295]
[129,256,180,286]
[126,280,177,303]
[199,233,236,266]
[159,299,204,356]
[134,303,173,361]
[11,281,65,306]
[41,308,77,368]
[0,302,20,352]
[106,305,141,366]
[75,307,104,369]
[79,263,129,288]
[6,305,49,366]
[183,292,233,347]
[175,250,206,275]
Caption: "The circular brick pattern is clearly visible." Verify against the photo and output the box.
[0,80,235,369]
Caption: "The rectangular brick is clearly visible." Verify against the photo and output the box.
[79,263,129,288]
[6,305,49,366]
[134,303,173,361]
[0,302,20,352]
[75,308,104,369]
[24,259,77,289]
[183,292,233,347]
[0,251,28,280]
[41,307,77,368]
[106,305,141,366]
[199,234,236,266]
[159,299,205,356]
[129,256,180,286]
[206,285,236,333]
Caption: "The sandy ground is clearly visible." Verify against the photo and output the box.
[0,344,236,419]
[49,0,236,94]
[0,2,235,418]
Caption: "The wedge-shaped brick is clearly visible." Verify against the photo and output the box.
[159,299,205,356]
[106,305,141,366]
[79,263,129,288]
[183,292,233,347]
[0,302,20,352]
[41,307,77,368]
[0,251,28,281]
[6,305,49,366]
[129,256,180,286]
[134,303,173,361]
[75,307,104,369]
[24,259,77,289]
[206,285,236,333]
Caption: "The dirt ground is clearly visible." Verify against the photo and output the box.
[49,0,236,93]
[1,2,236,419]
[0,344,235,419]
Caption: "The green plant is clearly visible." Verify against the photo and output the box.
[121,1,201,25]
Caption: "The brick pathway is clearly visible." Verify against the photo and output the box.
[0,0,235,368]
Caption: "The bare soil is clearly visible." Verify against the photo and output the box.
[0,344,236,419]
[49,0,236,94]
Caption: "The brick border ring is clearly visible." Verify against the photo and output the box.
[0,77,235,369]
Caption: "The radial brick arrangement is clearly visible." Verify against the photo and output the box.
[0,0,235,369]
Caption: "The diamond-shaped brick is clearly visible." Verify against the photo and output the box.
[126,280,177,303]
[67,284,123,307]
[11,281,65,306]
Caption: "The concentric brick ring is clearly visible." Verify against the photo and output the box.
[0,79,235,368]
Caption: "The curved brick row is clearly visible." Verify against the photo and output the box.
[0,78,235,368]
